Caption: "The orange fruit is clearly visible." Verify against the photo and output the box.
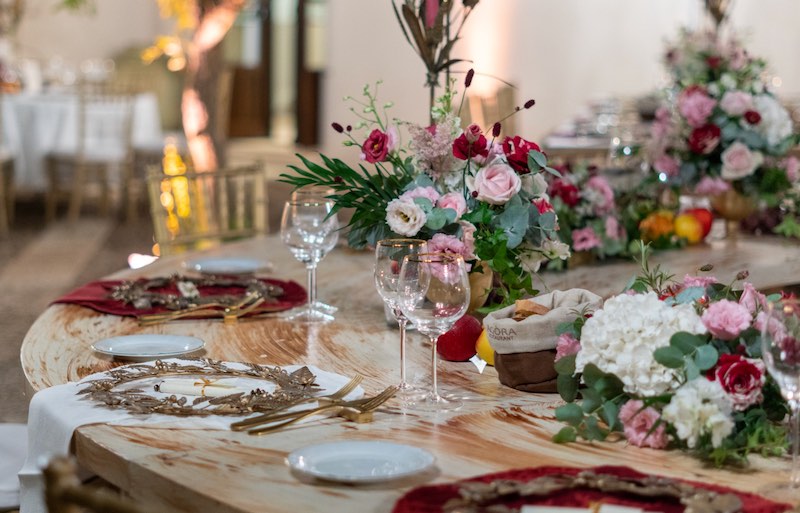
[475,329,495,366]
[674,213,703,244]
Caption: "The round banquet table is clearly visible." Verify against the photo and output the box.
[20,235,800,513]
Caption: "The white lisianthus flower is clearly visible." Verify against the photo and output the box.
[719,73,737,90]
[576,292,706,397]
[662,379,734,449]
[753,95,793,146]
[385,199,426,236]
[517,243,547,274]
[540,239,570,261]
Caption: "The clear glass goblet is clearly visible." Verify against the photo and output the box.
[374,239,428,397]
[280,198,339,323]
[398,253,469,412]
[290,186,338,315]
[761,297,800,500]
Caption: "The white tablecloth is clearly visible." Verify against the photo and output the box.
[2,90,164,191]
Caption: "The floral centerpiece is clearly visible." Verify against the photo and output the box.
[650,29,798,205]
[280,78,568,308]
[545,163,627,267]
[553,243,788,466]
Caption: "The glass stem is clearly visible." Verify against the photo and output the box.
[306,263,317,310]
[792,401,800,488]
[396,312,408,387]
[430,335,439,399]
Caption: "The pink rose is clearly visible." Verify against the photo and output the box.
[651,107,673,139]
[361,129,391,163]
[572,226,601,252]
[678,86,717,127]
[694,176,731,196]
[555,333,581,361]
[437,192,467,219]
[473,163,521,205]
[428,233,472,271]
[719,91,754,116]
[702,299,752,340]
[459,221,477,260]
[453,124,489,160]
[533,197,554,214]
[784,156,800,183]
[687,124,721,154]
[654,154,680,178]
[707,353,766,411]
[618,400,668,449]
[585,176,615,215]
[720,142,763,181]
[682,274,718,288]
[400,186,441,205]
[739,282,767,315]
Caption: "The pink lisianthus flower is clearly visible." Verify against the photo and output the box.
[694,176,731,196]
[572,226,601,252]
[399,186,441,205]
[436,192,467,220]
[654,154,681,178]
[678,85,717,127]
[739,282,767,315]
[651,107,673,139]
[361,129,391,163]
[428,233,472,272]
[459,221,477,260]
[783,156,800,183]
[604,216,624,241]
[702,299,752,340]
[585,176,615,215]
[618,400,668,449]
[555,333,581,361]
[719,91,754,117]
[682,274,718,288]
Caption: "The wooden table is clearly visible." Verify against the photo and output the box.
[20,235,800,512]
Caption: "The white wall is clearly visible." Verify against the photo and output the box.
[14,0,164,64]
[322,0,800,157]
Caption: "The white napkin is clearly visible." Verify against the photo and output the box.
[0,423,27,509]
[19,359,362,513]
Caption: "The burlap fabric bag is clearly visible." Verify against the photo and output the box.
[485,289,603,392]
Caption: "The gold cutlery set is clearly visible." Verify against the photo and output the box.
[138,292,266,326]
[230,375,397,435]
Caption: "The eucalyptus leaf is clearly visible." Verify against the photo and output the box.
[529,150,548,168]
[601,401,620,431]
[496,202,530,249]
[557,373,578,403]
[553,426,577,443]
[694,344,719,371]
[555,403,584,426]
[554,353,576,375]
[425,209,448,230]
[685,357,701,381]
[670,332,704,354]
[654,346,685,368]
[413,197,433,211]
[581,364,604,387]
[674,286,705,304]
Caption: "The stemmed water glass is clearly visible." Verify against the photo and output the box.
[290,186,338,315]
[374,239,428,396]
[761,297,800,500]
[280,198,339,323]
[398,253,469,412]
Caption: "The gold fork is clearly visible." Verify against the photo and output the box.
[230,374,364,431]
[246,386,397,436]
[138,292,263,326]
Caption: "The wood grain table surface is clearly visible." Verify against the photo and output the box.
[19,235,800,512]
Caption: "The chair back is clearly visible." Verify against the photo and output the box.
[76,78,136,162]
[147,161,268,255]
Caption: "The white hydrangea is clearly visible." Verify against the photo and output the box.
[662,379,734,449]
[575,292,706,397]
[753,94,793,147]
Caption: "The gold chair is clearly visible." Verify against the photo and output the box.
[147,162,268,256]
[43,456,149,513]
[45,79,136,223]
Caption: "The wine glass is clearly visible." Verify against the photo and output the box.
[374,239,428,396]
[760,297,800,500]
[398,253,469,412]
[280,199,339,323]
[290,186,338,315]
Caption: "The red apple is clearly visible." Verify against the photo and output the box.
[437,315,483,361]
[685,208,713,238]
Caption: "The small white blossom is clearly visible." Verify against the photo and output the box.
[719,73,737,90]
[385,199,426,236]
[540,239,570,261]
[662,379,734,449]
[753,95,793,146]
[517,244,548,274]
[576,292,707,397]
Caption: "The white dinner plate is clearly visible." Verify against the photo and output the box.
[184,257,272,276]
[286,441,435,483]
[91,335,205,360]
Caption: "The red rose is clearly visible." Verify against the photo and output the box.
[705,55,722,69]
[533,197,554,214]
[361,129,390,163]
[744,110,762,125]
[502,135,541,174]
[549,179,580,207]
[453,125,489,160]
[687,123,721,154]
[707,353,766,411]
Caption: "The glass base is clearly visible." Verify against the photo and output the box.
[757,481,800,503]
[405,390,463,412]
[282,305,335,323]
[314,301,338,315]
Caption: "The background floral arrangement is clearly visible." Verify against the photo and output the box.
[545,163,628,266]
[650,28,798,202]
[280,77,568,308]
[553,243,788,466]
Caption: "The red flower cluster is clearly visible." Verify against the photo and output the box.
[452,124,489,160]
[744,110,762,125]
[502,135,541,174]
[549,179,580,207]
[706,353,766,411]
[688,123,721,154]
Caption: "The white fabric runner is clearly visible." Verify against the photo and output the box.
[19,359,361,513]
